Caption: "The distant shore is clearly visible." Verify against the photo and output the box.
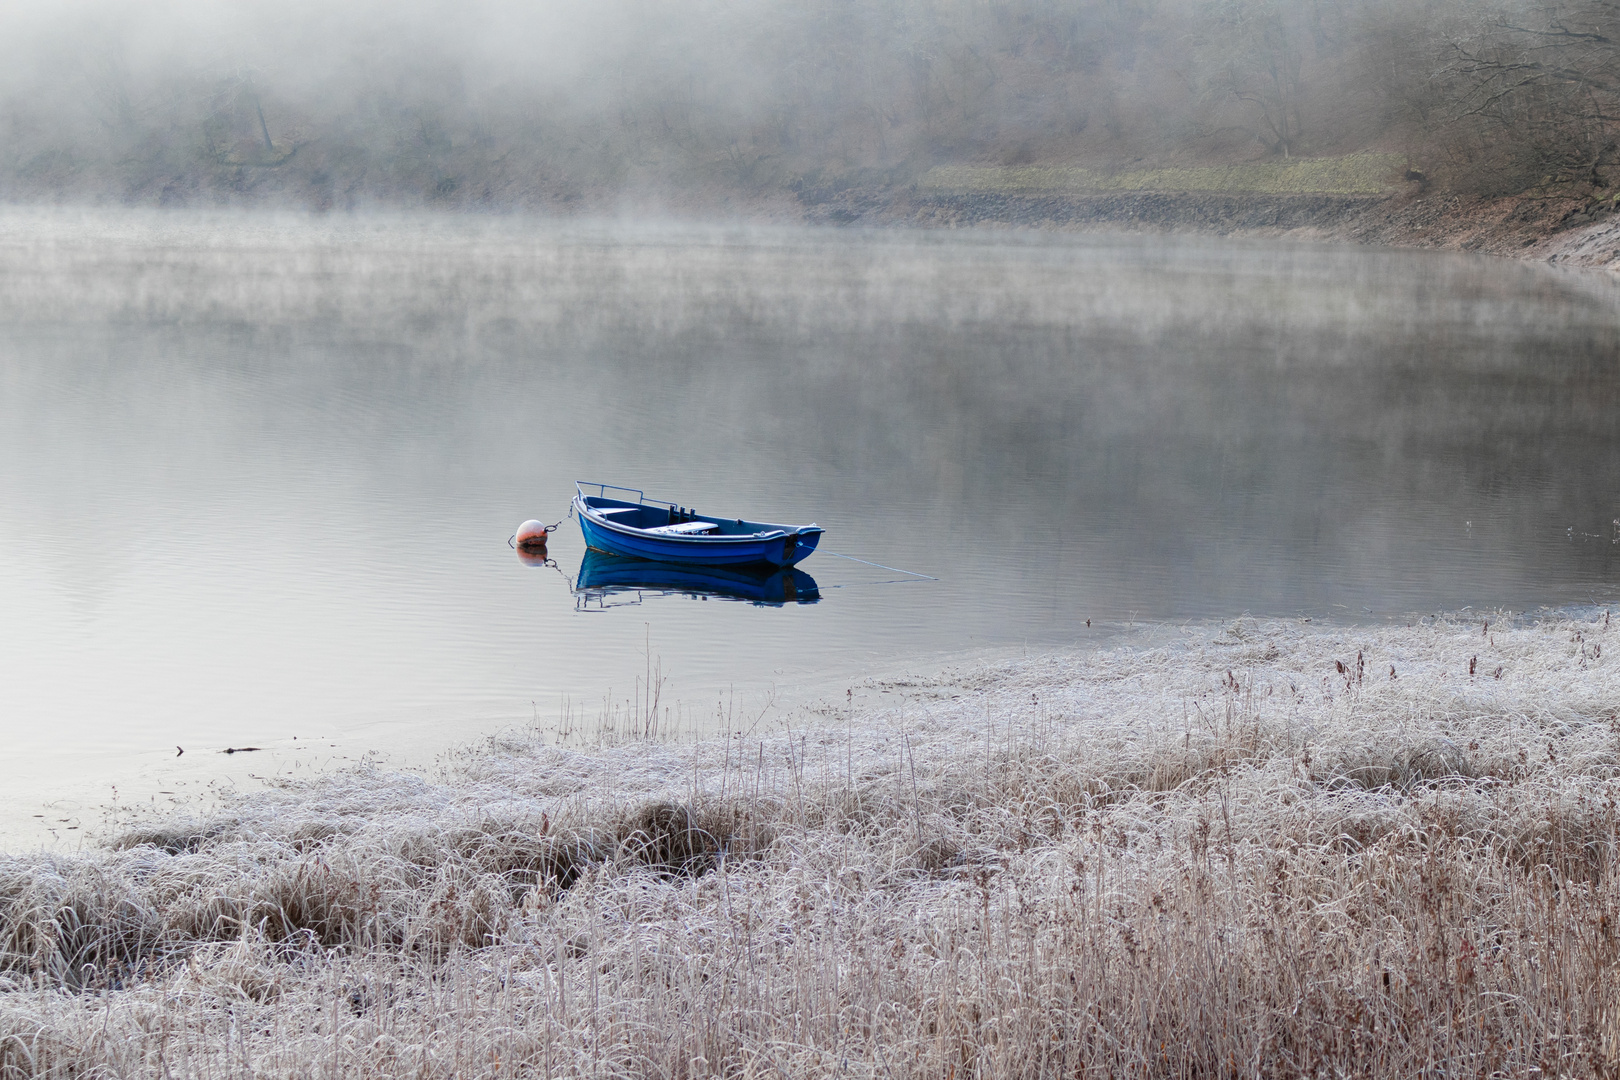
[9,172,1620,274]
[2,610,1616,1077]
[794,181,1620,272]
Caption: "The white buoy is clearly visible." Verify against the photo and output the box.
[515,519,550,549]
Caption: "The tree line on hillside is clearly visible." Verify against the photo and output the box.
[2,0,1617,209]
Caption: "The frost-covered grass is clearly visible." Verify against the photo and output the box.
[3,611,1620,1077]
[919,153,1405,196]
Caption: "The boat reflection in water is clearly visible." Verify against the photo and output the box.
[573,550,821,609]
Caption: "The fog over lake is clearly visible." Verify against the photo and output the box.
[1,209,1617,843]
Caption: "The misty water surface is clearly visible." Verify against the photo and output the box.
[2,210,1618,841]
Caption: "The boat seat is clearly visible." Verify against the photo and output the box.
[594,506,640,517]
[646,521,718,535]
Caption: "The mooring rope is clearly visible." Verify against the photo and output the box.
[821,551,938,580]
[818,578,934,589]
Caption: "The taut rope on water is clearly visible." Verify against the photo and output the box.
[822,551,938,581]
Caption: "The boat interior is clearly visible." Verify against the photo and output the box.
[579,484,793,538]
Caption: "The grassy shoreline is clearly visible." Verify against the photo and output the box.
[917,153,1406,197]
[4,611,1619,1077]
[791,152,1620,270]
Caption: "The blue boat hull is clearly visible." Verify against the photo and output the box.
[573,485,822,568]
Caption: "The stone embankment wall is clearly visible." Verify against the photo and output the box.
[838,191,1385,233]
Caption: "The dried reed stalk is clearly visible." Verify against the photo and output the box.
[2,612,1618,1078]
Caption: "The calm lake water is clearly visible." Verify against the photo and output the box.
[2,209,1618,843]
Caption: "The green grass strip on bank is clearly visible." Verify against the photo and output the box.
[919,151,1403,196]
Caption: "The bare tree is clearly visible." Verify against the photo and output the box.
[1437,1,1620,192]
[1199,0,1310,157]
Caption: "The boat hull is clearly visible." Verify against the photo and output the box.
[574,490,822,568]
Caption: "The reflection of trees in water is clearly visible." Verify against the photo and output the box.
[6,226,1619,615]
[555,247,1620,608]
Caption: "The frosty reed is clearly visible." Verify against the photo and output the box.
[3,612,1619,1078]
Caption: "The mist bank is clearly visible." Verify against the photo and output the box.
[6,0,1620,235]
[3,611,1619,1076]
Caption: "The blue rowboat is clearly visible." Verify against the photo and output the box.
[576,550,821,606]
[573,481,823,568]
